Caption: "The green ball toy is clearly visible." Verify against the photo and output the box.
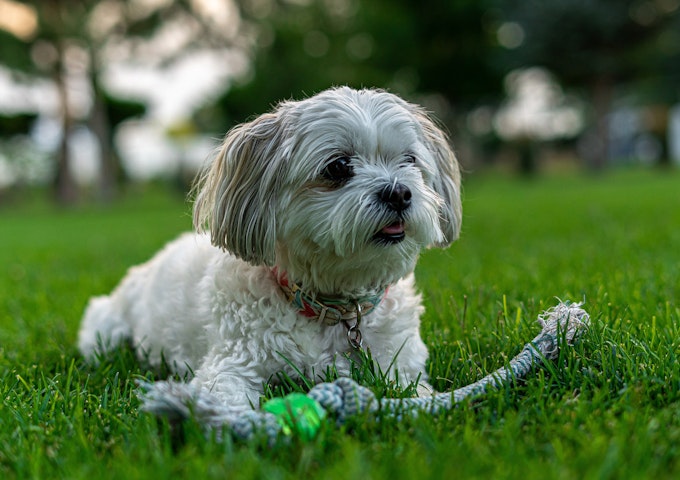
[263,393,326,441]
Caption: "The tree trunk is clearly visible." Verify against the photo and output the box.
[585,77,613,170]
[90,76,118,202]
[52,43,78,205]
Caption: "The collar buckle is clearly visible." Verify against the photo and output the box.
[343,302,363,350]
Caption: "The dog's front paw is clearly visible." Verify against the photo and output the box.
[415,381,436,398]
[137,380,243,427]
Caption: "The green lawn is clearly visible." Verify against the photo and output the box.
[1,170,679,479]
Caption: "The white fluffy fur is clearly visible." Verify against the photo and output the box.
[78,87,461,411]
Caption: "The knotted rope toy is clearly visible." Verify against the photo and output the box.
[139,301,589,444]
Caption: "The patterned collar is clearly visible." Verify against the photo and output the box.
[272,268,387,326]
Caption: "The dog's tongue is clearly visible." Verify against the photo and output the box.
[381,222,405,235]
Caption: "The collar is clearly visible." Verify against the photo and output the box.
[272,268,387,326]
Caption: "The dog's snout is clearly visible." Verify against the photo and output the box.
[380,183,412,212]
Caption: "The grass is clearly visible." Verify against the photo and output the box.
[1,169,679,479]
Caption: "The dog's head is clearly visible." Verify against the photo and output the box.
[193,87,461,294]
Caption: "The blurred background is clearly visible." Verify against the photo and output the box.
[0,0,678,205]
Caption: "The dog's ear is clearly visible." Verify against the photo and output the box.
[412,108,462,247]
[193,111,287,265]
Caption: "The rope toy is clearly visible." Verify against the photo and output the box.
[138,301,589,444]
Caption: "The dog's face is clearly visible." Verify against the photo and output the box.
[194,87,461,295]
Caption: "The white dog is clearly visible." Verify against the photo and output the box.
[78,87,461,411]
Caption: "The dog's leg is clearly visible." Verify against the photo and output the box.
[78,295,132,361]
[189,354,267,411]
[415,381,436,397]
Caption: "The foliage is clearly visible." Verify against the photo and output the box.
[211,0,503,127]
[0,113,37,136]
[0,29,35,73]
[1,171,679,478]
[0,0,238,202]
[500,0,680,168]
[503,0,676,85]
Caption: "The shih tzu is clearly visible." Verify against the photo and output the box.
[78,86,462,412]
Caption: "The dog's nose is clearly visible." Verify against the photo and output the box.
[380,184,412,212]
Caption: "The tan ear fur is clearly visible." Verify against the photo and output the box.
[413,109,462,247]
[192,112,287,265]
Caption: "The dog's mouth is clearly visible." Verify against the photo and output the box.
[374,221,406,244]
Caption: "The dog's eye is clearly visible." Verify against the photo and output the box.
[322,156,353,182]
[405,154,417,164]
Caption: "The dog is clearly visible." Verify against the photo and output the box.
[78,86,461,412]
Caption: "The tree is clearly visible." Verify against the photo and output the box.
[1,0,243,203]
[210,0,503,128]
[502,0,679,169]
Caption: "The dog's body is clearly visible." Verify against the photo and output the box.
[79,233,428,408]
[78,87,461,411]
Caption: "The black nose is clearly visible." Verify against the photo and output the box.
[380,183,412,212]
